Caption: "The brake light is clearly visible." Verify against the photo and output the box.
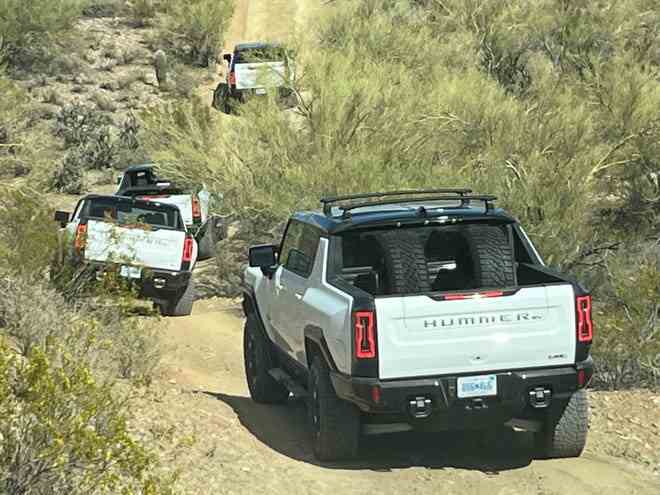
[182,236,194,263]
[444,291,504,301]
[576,295,593,343]
[229,71,236,86]
[138,195,170,200]
[74,223,87,252]
[192,195,201,219]
[354,311,376,359]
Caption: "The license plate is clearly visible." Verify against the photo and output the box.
[120,265,142,279]
[255,88,267,95]
[457,374,497,398]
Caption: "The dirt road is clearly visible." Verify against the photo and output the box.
[152,299,660,495]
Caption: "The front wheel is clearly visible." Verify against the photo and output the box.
[535,390,589,458]
[243,318,289,404]
[308,356,360,461]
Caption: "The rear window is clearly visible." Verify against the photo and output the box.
[338,223,514,295]
[82,198,182,230]
[234,47,286,64]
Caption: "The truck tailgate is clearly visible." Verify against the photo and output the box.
[375,285,576,380]
[234,61,287,90]
[84,220,185,272]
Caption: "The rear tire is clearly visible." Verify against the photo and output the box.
[535,390,589,458]
[308,356,360,461]
[160,277,195,317]
[212,83,232,114]
[243,317,289,404]
[464,224,516,287]
[379,230,430,294]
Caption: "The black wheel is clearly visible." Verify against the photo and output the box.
[212,82,232,114]
[243,318,289,404]
[464,224,516,288]
[379,230,430,294]
[160,277,195,317]
[308,356,360,461]
[535,390,589,458]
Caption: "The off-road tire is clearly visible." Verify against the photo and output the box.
[243,318,289,404]
[379,230,431,294]
[212,83,232,114]
[161,277,195,317]
[535,390,589,458]
[308,356,360,461]
[464,224,516,288]
[197,226,215,261]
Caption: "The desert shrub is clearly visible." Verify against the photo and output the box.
[592,247,660,389]
[0,186,59,277]
[50,150,87,193]
[0,342,172,495]
[0,0,89,67]
[163,0,234,66]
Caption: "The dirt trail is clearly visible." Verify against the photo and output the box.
[156,300,660,495]
[153,1,660,493]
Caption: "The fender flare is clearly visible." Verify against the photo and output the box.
[304,325,338,372]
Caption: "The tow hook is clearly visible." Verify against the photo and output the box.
[529,386,552,408]
[153,277,167,289]
[408,396,433,419]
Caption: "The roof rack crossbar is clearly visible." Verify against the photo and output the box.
[320,189,474,215]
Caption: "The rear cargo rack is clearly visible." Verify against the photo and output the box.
[320,189,497,217]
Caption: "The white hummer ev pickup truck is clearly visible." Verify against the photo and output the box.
[242,190,594,461]
[54,194,198,316]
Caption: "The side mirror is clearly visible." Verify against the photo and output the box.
[249,244,277,277]
[54,210,71,228]
[116,175,122,185]
[223,53,232,64]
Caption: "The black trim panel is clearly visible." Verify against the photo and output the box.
[304,325,338,372]
[330,360,594,425]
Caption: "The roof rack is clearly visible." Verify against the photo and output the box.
[320,189,497,217]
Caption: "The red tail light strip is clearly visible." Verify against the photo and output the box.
[576,295,593,343]
[74,223,87,252]
[229,72,236,85]
[444,290,504,301]
[182,237,194,263]
[354,311,376,359]
[192,195,201,219]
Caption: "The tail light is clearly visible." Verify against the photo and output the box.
[138,195,170,200]
[182,236,194,263]
[576,295,593,343]
[192,195,201,220]
[74,223,87,253]
[354,310,376,359]
[229,71,236,86]
[444,291,504,301]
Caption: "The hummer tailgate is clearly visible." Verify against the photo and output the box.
[84,220,185,272]
[234,61,287,90]
[375,285,576,380]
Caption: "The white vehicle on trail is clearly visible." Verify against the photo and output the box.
[213,41,294,114]
[242,189,594,461]
[54,194,198,316]
[116,164,225,261]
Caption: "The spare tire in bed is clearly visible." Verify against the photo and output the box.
[464,224,516,288]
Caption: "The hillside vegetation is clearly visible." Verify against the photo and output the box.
[142,0,659,388]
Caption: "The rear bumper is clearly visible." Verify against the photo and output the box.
[84,262,191,301]
[330,359,593,430]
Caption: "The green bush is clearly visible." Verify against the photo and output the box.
[0,342,171,495]
[163,0,234,66]
[0,0,89,65]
